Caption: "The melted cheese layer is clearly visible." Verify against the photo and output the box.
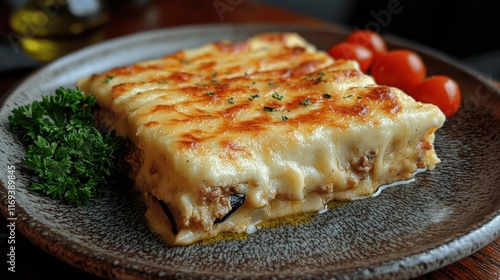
[78,33,445,246]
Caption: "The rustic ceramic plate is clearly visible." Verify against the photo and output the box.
[0,24,499,279]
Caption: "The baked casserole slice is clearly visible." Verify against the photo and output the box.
[77,33,445,246]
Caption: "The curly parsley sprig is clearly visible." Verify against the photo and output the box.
[9,87,123,206]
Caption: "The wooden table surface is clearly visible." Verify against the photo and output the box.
[0,0,498,279]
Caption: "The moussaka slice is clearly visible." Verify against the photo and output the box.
[77,32,446,246]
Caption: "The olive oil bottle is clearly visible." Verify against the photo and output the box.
[9,0,108,61]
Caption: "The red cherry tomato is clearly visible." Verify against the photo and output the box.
[410,75,461,117]
[327,42,373,73]
[371,50,426,93]
[345,30,387,60]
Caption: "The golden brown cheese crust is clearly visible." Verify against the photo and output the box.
[78,32,445,246]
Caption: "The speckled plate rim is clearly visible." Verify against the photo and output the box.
[0,23,499,279]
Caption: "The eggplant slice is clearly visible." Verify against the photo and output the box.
[214,193,245,225]
[157,193,245,235]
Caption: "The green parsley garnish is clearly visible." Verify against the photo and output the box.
[227,97,235,104]
[299,99,312,106]
[343,94,353,98]
[103,75,114,83]
[212,71,218,77]
[8,87,123,206]
[263,106,276,112]
[323,93,332,99]
[272,91,284,100]
[281,115,288,121]
[207,91,215,96]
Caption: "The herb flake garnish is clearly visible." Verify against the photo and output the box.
[263,106,276,112]
[248,91,260,101]
[314,77,323,82]
[103,75,114,83]
[8,87,123,206]
[268,82,279,89]
[299,99,312,106]
[227,97,235,104]
[272,91,284,100]
[323,93,332,99]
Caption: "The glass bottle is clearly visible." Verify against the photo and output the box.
[8,0,108,62]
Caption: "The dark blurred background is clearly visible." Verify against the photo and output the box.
[261,0,500,58]
[1,0,500,80]
[259,0,500,80]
